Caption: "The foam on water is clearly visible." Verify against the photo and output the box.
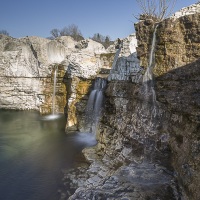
[40,114,63,121]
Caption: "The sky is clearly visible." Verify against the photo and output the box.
[0,0,198,40]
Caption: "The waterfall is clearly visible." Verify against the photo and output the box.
[85,77,107,134]
[74,78,106,146]
[143,24,159,117]
[52,66,57,115]
[41,65,61,121]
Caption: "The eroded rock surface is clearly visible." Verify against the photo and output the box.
[0,35,113,115]
[66,3,200,200]
[1,3,199,200]
[0,35,69,112]
[135,4,200,199]
[65,36,180,200]
[64,36,139,132]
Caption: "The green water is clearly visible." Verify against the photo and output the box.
[0,110,87,200]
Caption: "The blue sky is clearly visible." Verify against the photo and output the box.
[0,0,198,40]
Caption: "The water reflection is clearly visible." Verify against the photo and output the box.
[0,110,92,200]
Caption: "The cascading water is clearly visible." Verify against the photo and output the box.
[41,65,61,120]
[85,77,107,134]
[52,66,57,115]
[143,24,159,117]
[75,78,106,146]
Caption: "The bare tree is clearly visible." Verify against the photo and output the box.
[50,24,83,41]
[0,30,9,36]
[136,0,177,21]
[59,27,69,36]
[60,24,83,41]
[50,29,60,38]
[91,33,105,43]
[90,33,113,48]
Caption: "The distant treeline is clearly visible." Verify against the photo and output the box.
[0,30,9,36]
[49,24,113,48]
[0,24,114,48]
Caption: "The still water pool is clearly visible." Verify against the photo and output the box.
[0,110,91,200]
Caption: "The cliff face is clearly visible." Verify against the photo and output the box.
[134,5,200,200]
[135,13,200,77]
[68,4,200,200]
[155,59,200,200]
[0,35,114,117]
[1,3,199,199]
[63,39,114,131]
[0,35,69,113]
[64,35,138,132]
[135,13,200,121]
[68,35,180,200]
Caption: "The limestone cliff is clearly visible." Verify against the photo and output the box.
[67,34,180,199]
[134,3,200,200]
[1,3,199,199]
[0,34,69,113]
[0,35,113,117]
[64,34,140,132]
[67,3,200,200]
[63,39,115,131]
[135,12,200,78]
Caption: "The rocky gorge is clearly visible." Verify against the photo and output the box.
[0,2,200,200]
